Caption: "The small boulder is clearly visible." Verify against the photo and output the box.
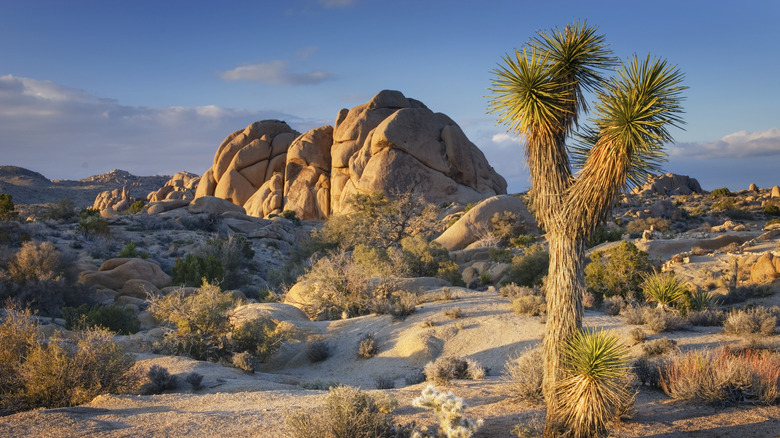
[772,185,780,198]
[188,196,246,215]
[749,183,759,192]
[750,253,778,283]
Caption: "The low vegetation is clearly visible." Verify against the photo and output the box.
[585,241,656,300]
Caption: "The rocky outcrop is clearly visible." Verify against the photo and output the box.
[92,186,135,216]
[772,185,780,198]
[750,252,780,283]
[79,258,171,292]
[147,171,200,203]
[195,90,507,220]
[195,120,300,210]
[631,173,704,197]
[435,195,537,251]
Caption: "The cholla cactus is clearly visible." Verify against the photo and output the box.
[412,385,483,438]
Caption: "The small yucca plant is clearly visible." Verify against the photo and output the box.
[685,287,716,311]
[642,271,688,309]
[555,327,632,438]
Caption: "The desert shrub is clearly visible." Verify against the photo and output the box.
[723,307,777,336]
[620,305,645,325]
[9,326,135,409]
[387,291,418,321]
[412,385,483,438]
[628,327,646,344]
[585,241,656,300]
[512,295,546,316]
[643,307,686,333]
[171,254,223,287]
[301,379,342,391]
[231,351,256,372]
[683,288,717,312]
[641,337,678,356]
[710,187,733,198]
[489,247,514,264]
[423,356,484,385]
[0,194,18,221]
[184,372,203,390]
[444,307,463,319]
[625,217,670,235]
[660,347,780,404]
[118,241,149,259]
[511,234,537,248]
[632,357,665,388]
[602,296,625,316]
[198,234,255,289]
[505,346,544,401]
[43,197,77,221]
[400,235,463,286]
[151,283,288,362]
[125,200,146,215]
[178,212,221,232]
[0,306,39,407]
[230,318,289,362]
[142,365,178,395]
[76,213,110,239]
[502,244,549,288]
[8,240,64,284]
[587,224,624,248]
[555,327,633,438]
[285,385,398,438]
[490,211,528,243]
[62,303,140,334]
[686,309,726,326]
[642,271,688,309]
[307,341,330,363]
[373,375,395,390]
[764,204,780,216]
[358,333,379,359]
[315,191,439,251]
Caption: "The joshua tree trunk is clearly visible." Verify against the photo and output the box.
[542,231,586,434]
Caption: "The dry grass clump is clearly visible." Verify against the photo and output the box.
[641,337,678,356]
[628,327,647,344]
[642,307,686,333]
[686,309,726,326]
[307,341,330,363]
[509,285,546,316]
[504,346,544,402]
[620,305,645,325]
[632,357,666,388]
[444,307,463,319]
[602,296,625,316]
[285,385,399,438]
[358,333,379,358]
[660,347,780,404]
[723,307,777,336]
[1,308,136,411]
[423,357,485,385]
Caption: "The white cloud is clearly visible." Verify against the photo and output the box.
[670,127,780,159]
[0,75,312,180]
[491,132,521,146]
[220,60,333,85]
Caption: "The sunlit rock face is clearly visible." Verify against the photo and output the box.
[195,90,507,220]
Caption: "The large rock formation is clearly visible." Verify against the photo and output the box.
[195,90,507,220]
[631,173,704,197]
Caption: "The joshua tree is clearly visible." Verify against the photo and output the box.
[489,21,685,435]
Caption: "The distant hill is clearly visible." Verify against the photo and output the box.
[0,166,171,208]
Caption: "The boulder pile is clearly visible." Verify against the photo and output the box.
[195,90,507,220]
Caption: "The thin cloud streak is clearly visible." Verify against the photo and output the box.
[0,75,312,180]
[220,60,334,85]
[671,127,780,159]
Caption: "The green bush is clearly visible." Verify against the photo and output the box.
[172,254,223,287]
[625,217,670,235]
[401,235,463,286]
[125,200,146,215]
[43,198,77,221]
[710,187,733,198]
[149,281,286,362]
[764,204,780,216]
[119,241,149,259]
[76,215,110,239]
[502,245,549,288]
[511,234,537,248]
[285,385,398,438]
[62,303,140,335]
[587,224,624,248]
[197,234,255,289]
[490,211,528,243]
[585,241,656,300]
[0,193,18,221]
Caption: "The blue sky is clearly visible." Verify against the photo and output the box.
[1,0,778,193]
